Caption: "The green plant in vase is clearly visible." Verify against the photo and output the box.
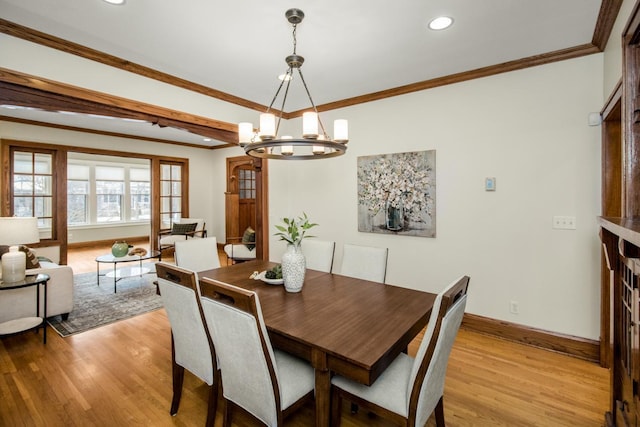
[274,213,318,293]
[274,212,318,246]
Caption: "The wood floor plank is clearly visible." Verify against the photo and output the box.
[0,244,609,426]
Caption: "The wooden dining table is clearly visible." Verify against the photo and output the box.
[199,260,436,427]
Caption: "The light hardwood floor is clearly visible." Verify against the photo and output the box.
[0,244,609,426]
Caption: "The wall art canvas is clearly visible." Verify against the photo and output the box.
[357,150,436,237]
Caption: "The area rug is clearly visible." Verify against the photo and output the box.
[47,265,163,337]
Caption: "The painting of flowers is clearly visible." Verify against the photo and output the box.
[357,150,436,237]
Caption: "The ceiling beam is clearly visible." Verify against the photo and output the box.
[0,115,236,150]
[0,68,239,145]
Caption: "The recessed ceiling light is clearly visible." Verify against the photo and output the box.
[428,16,453,31]
[203,138,212,142]
[103,0,125,5]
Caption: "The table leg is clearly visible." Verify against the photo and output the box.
[315,368,331,427]
[43,281,47,344]
[97,262,100,286]
[114,261,118,293]
[312,349,330,427]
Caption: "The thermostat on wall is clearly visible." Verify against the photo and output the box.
[485,177,496,191]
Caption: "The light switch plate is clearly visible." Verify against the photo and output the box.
[485,177,496,191]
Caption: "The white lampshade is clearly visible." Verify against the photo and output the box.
[0,217,40,246]
[334,119,349,143]
[238,122,254,146]
[0,217,40,283]
[313,134,326,154]
[281,135,293,155]
[259,113,276,140]
[302,112,318,138]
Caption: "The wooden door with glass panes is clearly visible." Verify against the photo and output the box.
[152,160,189,252]
[159,162,185,230]
[225,156,263,258]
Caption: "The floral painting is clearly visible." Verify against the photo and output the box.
[357,150,436,237]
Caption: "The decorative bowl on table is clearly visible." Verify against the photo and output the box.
[261,274,284,285]
[255,265,283,285]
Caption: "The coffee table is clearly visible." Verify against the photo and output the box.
[96,251,161,293]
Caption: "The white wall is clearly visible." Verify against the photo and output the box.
[241,55,604,340]
[68,224,150,244]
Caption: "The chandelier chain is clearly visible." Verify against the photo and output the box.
[292,24,298,55]
[239,8,348,159]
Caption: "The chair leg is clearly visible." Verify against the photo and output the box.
[351,403,359,414]
[434,396,445,427]
[222,398,232,427]
[205,370,221,427]
[170,361,185,415]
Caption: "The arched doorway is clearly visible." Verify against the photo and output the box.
[225,155,269,260]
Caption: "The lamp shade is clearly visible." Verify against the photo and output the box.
[0,217,40,246]
[0,217,39,283]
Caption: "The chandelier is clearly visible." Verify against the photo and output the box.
[238,8,348,160]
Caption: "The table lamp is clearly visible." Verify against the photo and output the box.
[0,217,40,283]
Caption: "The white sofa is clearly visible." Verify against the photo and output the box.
[0,246,74,324]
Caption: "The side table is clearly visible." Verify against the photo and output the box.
[0,274,50,343]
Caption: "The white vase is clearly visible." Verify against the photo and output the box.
[282,243,306,293]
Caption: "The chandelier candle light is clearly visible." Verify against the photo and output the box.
[239,8,349,160]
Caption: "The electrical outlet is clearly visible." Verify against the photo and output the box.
[510,301,519,314]
[552,216,576,230]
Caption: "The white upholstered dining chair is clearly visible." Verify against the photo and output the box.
[155,262,219,427]
[175,237,220,272]
[301,239,335,273]
[198,278,315,427]
[330,275,470,427]
[339,243,388,283]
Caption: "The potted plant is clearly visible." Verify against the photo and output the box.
[275,213,318,292]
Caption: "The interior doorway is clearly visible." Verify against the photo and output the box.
[225,156,269,260]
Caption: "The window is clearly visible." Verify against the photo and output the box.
[13,151,54,238]
[238,168,256,200]
[130,167,151,221]
[66,159,151,226]
[67,164,90,225]
[160,163,183,228]
[96,166,125,222]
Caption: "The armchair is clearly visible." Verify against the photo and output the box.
[223,226,256,264]
[158,218,206,255]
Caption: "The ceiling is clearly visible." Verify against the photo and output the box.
[0,0,607,148]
